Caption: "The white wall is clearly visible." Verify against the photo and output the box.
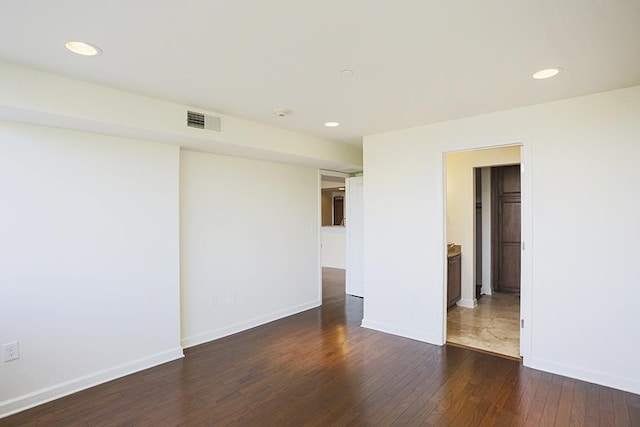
[446,146,521,307]
[0,62,362,174]
[321,227,346,269]
[180,151,320,348]
[363,85,640,394]
[0,63,363,419]
[0,121,182,417]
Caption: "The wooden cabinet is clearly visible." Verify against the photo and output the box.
[447,247,461,309]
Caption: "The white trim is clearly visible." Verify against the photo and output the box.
[519,142,533,361]
[526,357,640,396]
[345,176,365,297]
[456,298,477,309]
[317,171,323,301]
[441,152,449,344]
[361,319,443,345]
[480,167,493,296]
[0,347,184,419]
[181,300,321,348]
[345,177,352,294]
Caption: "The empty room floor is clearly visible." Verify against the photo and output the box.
[4,272,639,425]
[447,292,521,359]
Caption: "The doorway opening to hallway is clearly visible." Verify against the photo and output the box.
[444,146,522,360]
[319,172,364,309]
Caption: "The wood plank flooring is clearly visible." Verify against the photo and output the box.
[2,268,639,426]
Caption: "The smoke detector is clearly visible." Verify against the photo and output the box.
[273,108,291,117]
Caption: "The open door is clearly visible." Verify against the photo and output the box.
[346,176,364,297]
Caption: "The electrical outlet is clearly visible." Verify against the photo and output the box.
[3,342,19,362]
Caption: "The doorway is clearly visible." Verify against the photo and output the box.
[444,146,522,359]
[319,173,347,285]
[318,171,364,307]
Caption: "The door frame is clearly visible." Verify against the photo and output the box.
[345,176,364,298]
[318,170,350,301]
[442,140,533,361]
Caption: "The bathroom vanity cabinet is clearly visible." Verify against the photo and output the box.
[447,245,461,308]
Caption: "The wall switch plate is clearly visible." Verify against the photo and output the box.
[3,342,19,362]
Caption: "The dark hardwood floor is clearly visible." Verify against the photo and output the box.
[3,268,639,426]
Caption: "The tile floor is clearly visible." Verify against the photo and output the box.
[447,292,521,359]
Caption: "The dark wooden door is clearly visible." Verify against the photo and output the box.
[333,197,344,225]
[491,165,521,293]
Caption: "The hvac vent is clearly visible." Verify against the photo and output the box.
[187,111,222,132]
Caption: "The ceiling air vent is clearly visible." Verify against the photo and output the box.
[187,111,222,132]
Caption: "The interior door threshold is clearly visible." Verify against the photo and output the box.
[446,341,522,362]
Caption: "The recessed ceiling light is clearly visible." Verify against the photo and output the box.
[338,187,345,190]
[65,41,101,56]
[532,68,561,79]
[324,122,340,127]
[341,69,354,77]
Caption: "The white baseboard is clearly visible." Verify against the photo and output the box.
[0,347,184,419]
[181,300,321,348]
[525,357,640,396]
[456,298,477,308]
[361,319,443,346]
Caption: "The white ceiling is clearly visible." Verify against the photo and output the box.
[1,1,639,146]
